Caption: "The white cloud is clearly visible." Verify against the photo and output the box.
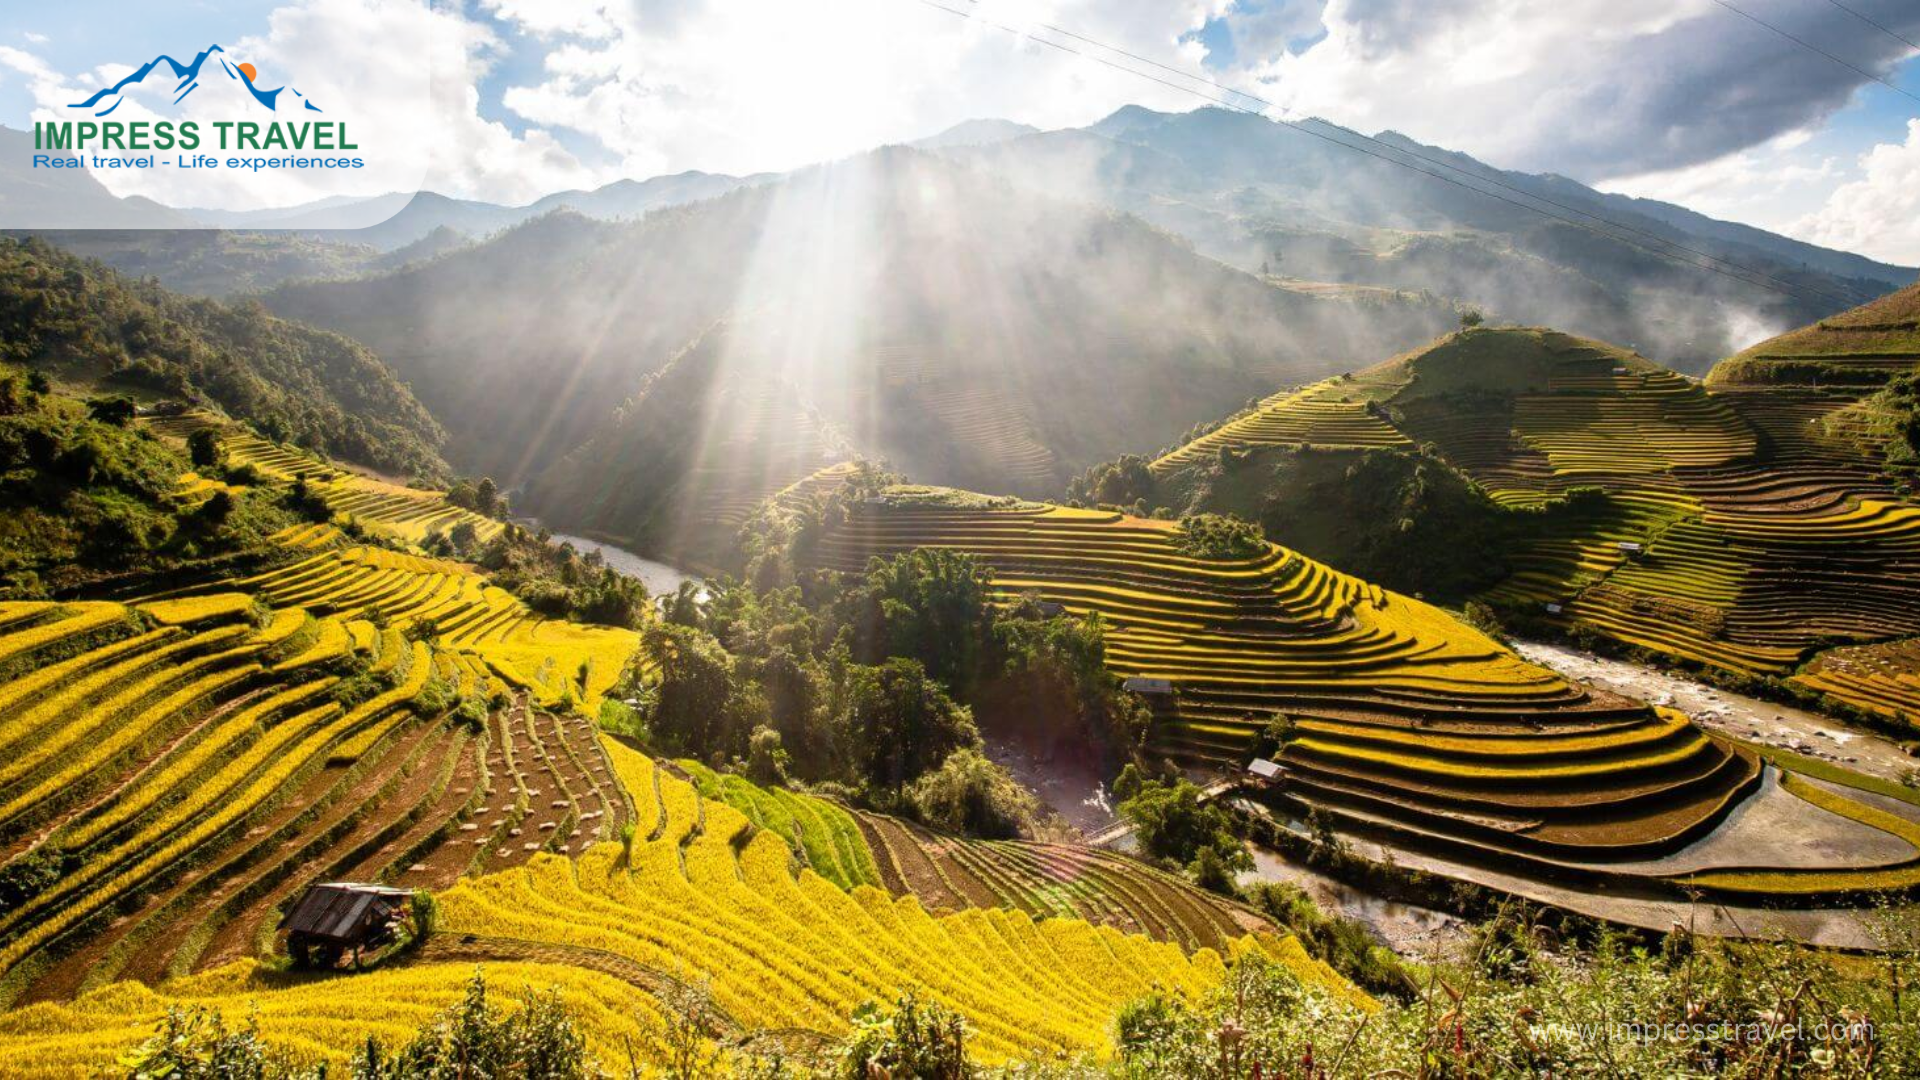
[1225,0,1919,179]
[0,44,69,102]
[1599,137,1842,231]
[22,32,49,45]
[486,0,1219,179]
[1792,120,1920,266]
[477,0,622,41]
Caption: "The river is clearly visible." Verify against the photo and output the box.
[541,530,704,599]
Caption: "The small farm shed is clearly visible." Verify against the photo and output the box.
[283,882,413,967]
[1122,677,1174,695]
[1246,758,1282,781]
[1032,600,1067,618]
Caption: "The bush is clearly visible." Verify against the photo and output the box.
[1174,513,1266,559]
[123,1007,289,1079]
[1119,777,1252,886]
[352,972,590,1078]
[908,748,1038,839]
[840,992,972,1080]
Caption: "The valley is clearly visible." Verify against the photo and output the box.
[5,75,1920,1076]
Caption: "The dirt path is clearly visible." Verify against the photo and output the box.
[1514,640,1917,784]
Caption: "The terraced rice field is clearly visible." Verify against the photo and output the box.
[212,543,638,710]
[1145,326,1920,721]
[0,740,1363,1071]
[0,593,635,1011]
[2,478,1376,1064]
[140,410,505,546]
[666,382,853,555]
[434,743,1364,1061]
[1152,378,1410,473]
[678,758,1259,951]
[1709,280,1919,392]
[1792,637,1920,724]
[852,809,1262,952]
[912,380,1062,489]
[801,489,1770,870]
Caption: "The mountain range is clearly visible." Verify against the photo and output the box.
[262,147,1460,515]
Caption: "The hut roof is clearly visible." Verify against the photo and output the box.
[284,882,411,942]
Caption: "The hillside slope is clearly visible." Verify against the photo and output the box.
[1708,281,1920,478]
[0,411,1364,1065]
[942,107,1914,370]
[1145,323,1920,726]
[0,237,447,480]
[266,148,1458,523]
[796,486,1920,911]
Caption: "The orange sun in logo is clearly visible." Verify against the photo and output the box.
[236,62,257,83]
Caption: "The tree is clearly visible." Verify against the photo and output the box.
[196,489,235,528]
[846,658,979,789]
[1120,778,1252,892]
[286,476,331,522]
[86,395,136,426]
[474,476,500,518]
[909,747,1038,839]
[25,369,50,396]
[1068,454,1156,507]
[976,612,1149,759]
[746,725,789,786]
[1174,513,1266,559]
[1459,308,1485,329]
[642,622,762,760]
[449,519,479,554]
[855,549,993,688]
[187,428,222,469]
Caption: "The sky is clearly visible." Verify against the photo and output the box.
[2,0,1918,263]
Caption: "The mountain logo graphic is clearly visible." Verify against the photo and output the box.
[69,44,323,117]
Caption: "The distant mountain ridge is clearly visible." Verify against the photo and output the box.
[181,171,764,250]
[262,147,1460,530]
[938,106,1915,370]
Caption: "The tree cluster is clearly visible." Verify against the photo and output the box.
[1174,512,1268,560]
[0,382,299,596]
[431,524,651,629]
[0,236,447,480]
[624,547,1146,835]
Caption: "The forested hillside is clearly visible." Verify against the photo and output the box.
[266,148,1459,527]
[0,238,446,480]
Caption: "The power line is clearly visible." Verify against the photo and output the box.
[1708,0,1920,105]
[1817,0,1920,55]
[987,4,1863,309]
[910,0,1864,309]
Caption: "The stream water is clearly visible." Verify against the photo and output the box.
[540,529,705,600]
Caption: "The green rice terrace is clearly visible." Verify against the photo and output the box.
[796,488,1920,920]
[1145,292,1920,728]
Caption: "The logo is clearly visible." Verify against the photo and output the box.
[70,44,322,117]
